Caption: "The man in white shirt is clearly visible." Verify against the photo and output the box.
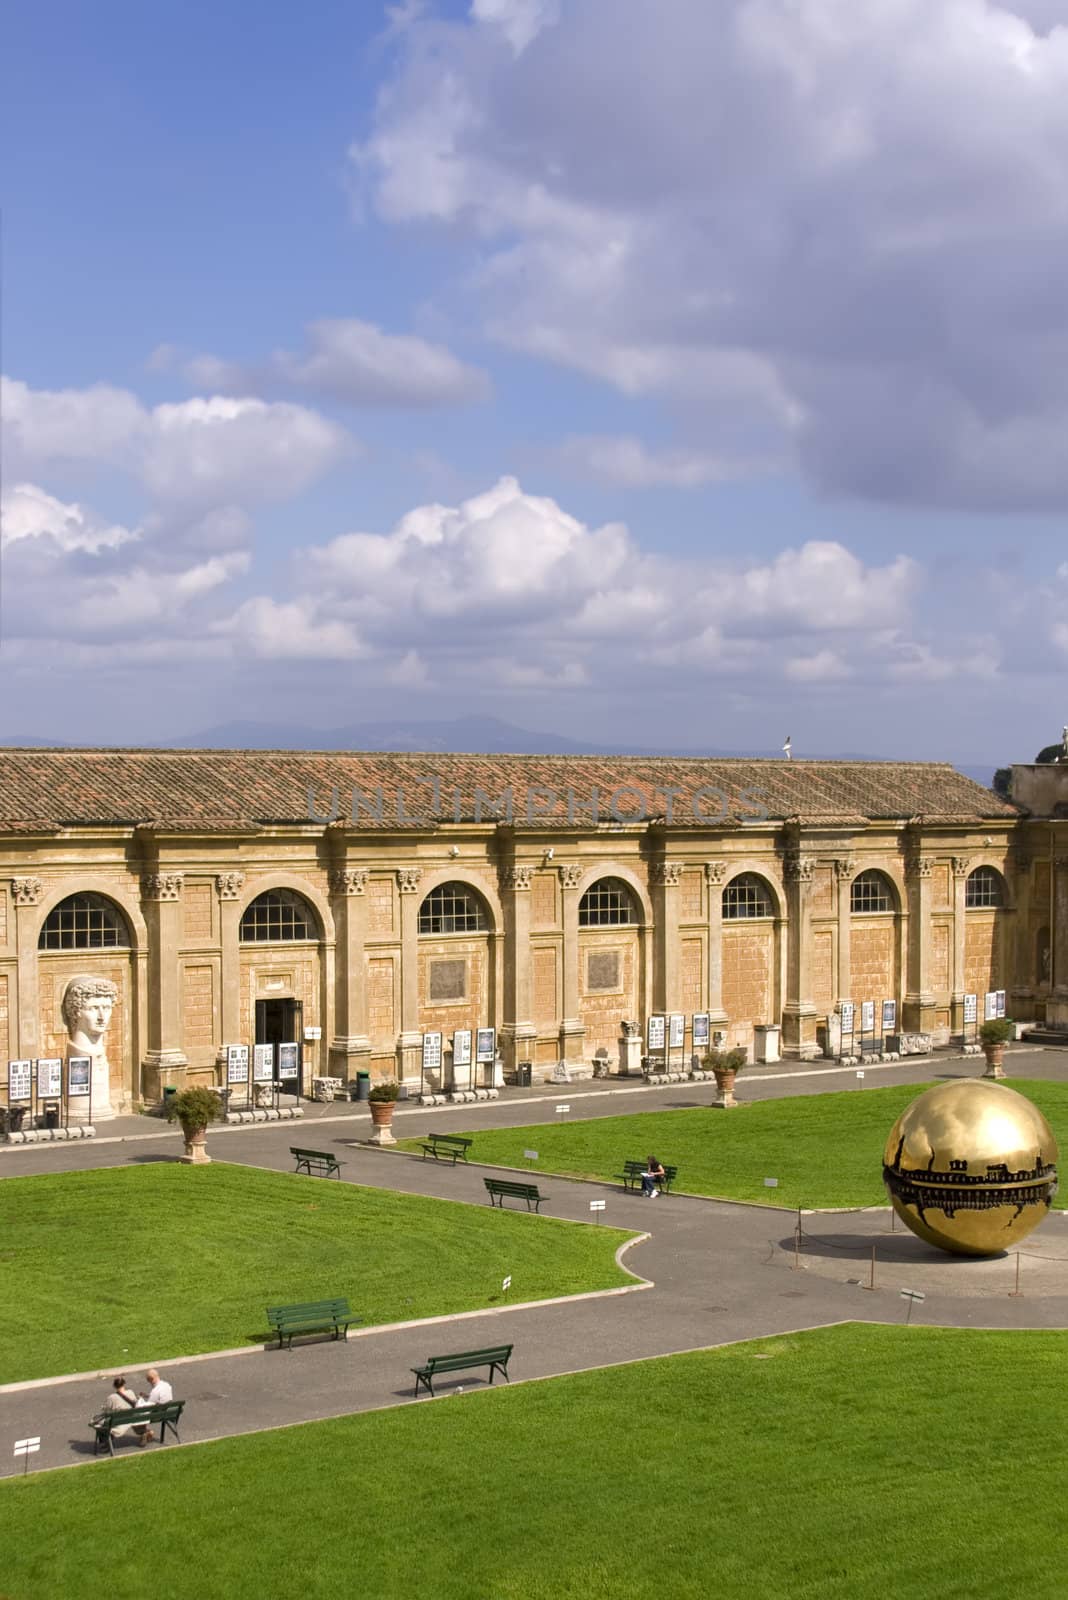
[142,1368,173,1405]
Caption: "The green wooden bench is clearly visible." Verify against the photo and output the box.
[266,1297,357,1349]
[420,1132,473,1165]
[91,1400,185,1457]
[290,1146,342,1179]
[614,1159,678,1194]
[411,1344,514,1398]
[484,1178,545,1212]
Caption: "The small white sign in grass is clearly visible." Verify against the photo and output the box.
[14,1437,40,1476]
[764,1178,779,1188]
[555,1104,570,1115]
[523,1150,539,1161]
[502,1275,512,1293]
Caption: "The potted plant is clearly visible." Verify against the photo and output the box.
[165,1084,224,1164]
[979,1018,1012,1079]
[368,1079,400,1144]
[702,1045,748,1108]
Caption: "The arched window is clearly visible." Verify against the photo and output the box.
[579,878,636,927]
[966,867,1004,909]
[419,882,488,935]
[39,893,130,950]
[850,871,894,914]
[240,889,317,942]
[723,874,773,920]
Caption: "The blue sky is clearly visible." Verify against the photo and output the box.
[3,0,1067,761]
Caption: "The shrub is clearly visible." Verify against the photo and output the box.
[979,1018,1013,1046]
[701,1046,748,1074]
[165,1085,224,1128]
[368,1080,401,1102]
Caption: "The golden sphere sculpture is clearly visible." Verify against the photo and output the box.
[883,1080,1058,1258]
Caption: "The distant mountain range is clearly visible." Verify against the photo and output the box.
[0,714,998,788]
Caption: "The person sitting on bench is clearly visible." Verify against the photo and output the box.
[641,1155,666,1198]
[93,1375,154,1446]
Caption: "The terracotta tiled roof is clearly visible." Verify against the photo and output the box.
[0,749,1017,833]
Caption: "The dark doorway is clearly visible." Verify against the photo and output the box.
[255,998,304,1093]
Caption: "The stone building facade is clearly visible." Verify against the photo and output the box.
[0,748,1063,1113]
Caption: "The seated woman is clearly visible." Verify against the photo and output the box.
[641,1155,666,1197]
[93,1376,154,1446]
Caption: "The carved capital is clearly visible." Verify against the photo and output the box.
[904,855,933,880]
[952,856,972,879]
[215,872,245,901]
[558,863,584,890]
[396,867,423,894]
[329,868,368,897]
[833,857,856,882]
[500,865,533,892]
[704,861,728,885]
[652,862,682,888]
[141,871,184,902]
[11,876,43,907]
[784,853,814,884]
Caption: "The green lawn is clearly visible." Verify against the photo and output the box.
[2,1324,1065,1599]
[400,1078,1068,1210]
[0,1163,634,1384]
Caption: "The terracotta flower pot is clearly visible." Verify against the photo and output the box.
[369,1100,397,1145]
[982,1042,1005,1080]
[179,1122,211,1164]
[713,1067,738,1108]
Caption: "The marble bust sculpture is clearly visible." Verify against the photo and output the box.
[62,976,119,1120]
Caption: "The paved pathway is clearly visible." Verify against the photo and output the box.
[3,1045,1067,1480]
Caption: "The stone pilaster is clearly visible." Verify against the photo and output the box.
[328,868,371,1079]
[781,852,819,1058]
[12,878,43,1059]
[1009,850,1033,1012]
[652,860,681,1014]
[396,868,424,1084]
[558,862,585,1062]
[139,872,188,1084]
[949,855,971,1036]
[902,854,937,1033]
[216,872,245,1050]
[704,862,729,1027]
[834,858,854,1014]
[499,865,536,1073]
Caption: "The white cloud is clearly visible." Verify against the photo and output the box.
[1,482,139,553]
[4,376,351,508]
[358,0,1068,510]
[786,650,850,681]
[186,318,490,410]
[215,597,366,660]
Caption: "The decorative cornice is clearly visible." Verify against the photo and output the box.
[784,853,814,884]
[652,862,682,888]
[500,865,534,892]
[396,867,423,894]
[952,856,972,879]
[11,876,43,907]
[329,868,368,897]
[904,855,933,880]
[558,863,583,890]
[141,872,184,902]
[216,872,245,901]
[833,857,856,882]
[704,861,728,885]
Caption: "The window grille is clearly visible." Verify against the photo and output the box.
[722,874,773,920]
[419,883,488,935]
[578,878,635,927]
[966,867,1003,909]
[39,894,129,950]
[240,890,315,942]
[850,871,893,914]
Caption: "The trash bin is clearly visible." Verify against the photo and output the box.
[163,1086,178,1115]
[355,1070,371,1103]
[516,1061,533,1088]
[6,1105,25,1134]
[44,1103,60,1131]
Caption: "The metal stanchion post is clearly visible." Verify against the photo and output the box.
[1010,1252,1022,1297]
[868,1244,876,1291]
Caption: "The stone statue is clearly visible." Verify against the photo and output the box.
[62,975,119,1120]
[620,1019,640,1038]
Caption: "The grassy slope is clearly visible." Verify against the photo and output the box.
[400,1079,1068,1210]
[1,1325,1065,1600]
[0,1163,633,1383]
